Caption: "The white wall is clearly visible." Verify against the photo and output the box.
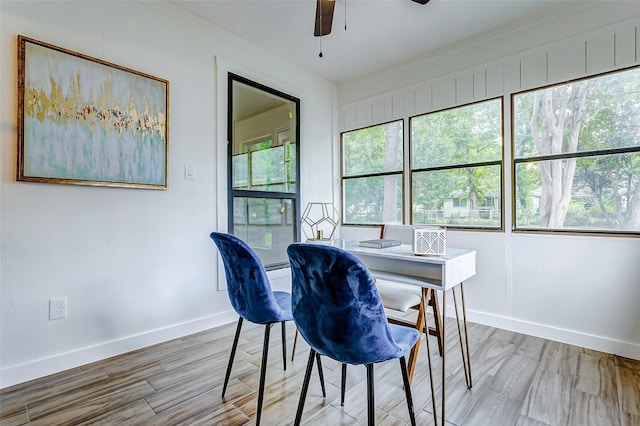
[0,1,336,388]
[337,3,640,359]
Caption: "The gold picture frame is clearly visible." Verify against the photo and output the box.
[17,35,169,189]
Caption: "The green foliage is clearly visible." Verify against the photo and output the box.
[412,100,502,169]
[341,101,503,226]
[412,166,501,227]
[514,67,640,232]
[342,121,403,176]
[343,175,402,223]
[410,100,503,227]
[342,67,640,233]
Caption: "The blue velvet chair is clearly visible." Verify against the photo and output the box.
[287,243,420,426]
[210,232,326,426]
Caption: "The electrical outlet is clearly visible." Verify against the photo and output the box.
[49,297,67,320]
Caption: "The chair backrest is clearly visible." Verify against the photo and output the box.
[210,232,284,324]
[287,243,406,365]
[381,224,414,245]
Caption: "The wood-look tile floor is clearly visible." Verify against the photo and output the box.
[1,316,639,426]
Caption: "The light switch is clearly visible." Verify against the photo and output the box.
[185,163,196,180]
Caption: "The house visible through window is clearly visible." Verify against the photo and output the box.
[410,98,503,229]
[513,66,640,234]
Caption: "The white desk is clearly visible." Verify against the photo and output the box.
[327,240,476,426]
[344,243,476,290]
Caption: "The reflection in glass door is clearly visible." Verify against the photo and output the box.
[228,74,300,269]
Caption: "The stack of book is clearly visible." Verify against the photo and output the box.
[358,239,402,249]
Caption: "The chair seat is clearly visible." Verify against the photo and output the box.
[376,280,422,312]
[388,323,421,354]
[273,291,294,321]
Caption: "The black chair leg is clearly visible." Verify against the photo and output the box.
[222,317,243,398]
[256,323,273,426]
[341,363,347,406]
[315,353,326,397]
[400,356,416,426]
[294,349,316,426]
[366,363,375,426]
[291,329,299,362]
[281,321,287,370]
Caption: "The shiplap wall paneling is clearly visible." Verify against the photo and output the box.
[456,73,475,105]
[372,97,385,125]
[432,78,456,111]
[505,58,522,94]
[414,82,432,116]
[406,87,417,118]
[355,101,373,129]
[379,95,390,122]
[473,69,487,100]
[586,30,614,75]
[341,106,357,131]
[392,92,405,120]
[547,38,586,84]
[613,25,637,68]
[637,24,639,63]
[520,50,547,91]
[486,63,505,98]
[401,87,416,118]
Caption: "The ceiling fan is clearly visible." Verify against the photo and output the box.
[314,0,431,37]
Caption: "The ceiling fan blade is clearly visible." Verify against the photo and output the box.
[411,0,431,4]
[314,0,335,37]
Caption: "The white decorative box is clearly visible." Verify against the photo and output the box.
[413,227,446,256]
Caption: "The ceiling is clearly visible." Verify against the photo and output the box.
[232,79,292,121]
[167,0,595,84]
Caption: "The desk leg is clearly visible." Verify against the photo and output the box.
[423,284,473,426]
[422,289,439,426]
[429,290,444,356]
[440,289,447,426]
[406,288,427,383]
[453,283,473,389]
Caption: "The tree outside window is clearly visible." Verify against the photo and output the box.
[341,121,403,224]
[411,98,503,229]
[513,67,640,234]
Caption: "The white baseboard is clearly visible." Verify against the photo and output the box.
[464,309,640,360]
[0,311,237,389]
[4,307,638,389]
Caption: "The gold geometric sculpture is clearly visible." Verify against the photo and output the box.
[300,202,340,240]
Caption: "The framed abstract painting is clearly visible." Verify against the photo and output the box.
[17,36,169,189]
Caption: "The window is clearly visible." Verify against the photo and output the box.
[411,98,503,229]
[453,198,467,208]
[228,74,300,269]
[341,121,403,224]
[513,67,640,234]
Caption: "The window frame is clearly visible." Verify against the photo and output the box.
[511,66,640,237]
[227,73,301,270]
[340,119,405,226]
[408,97,505,231]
